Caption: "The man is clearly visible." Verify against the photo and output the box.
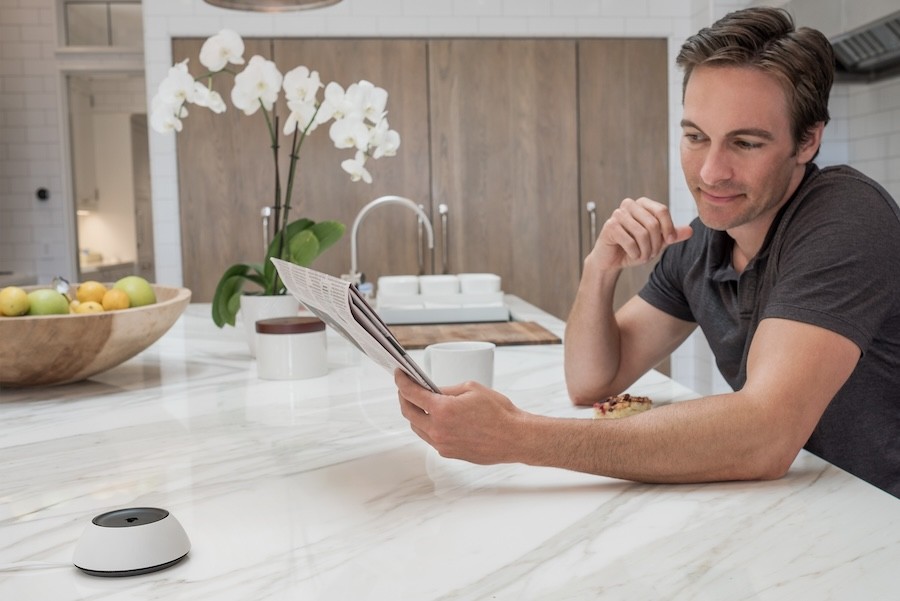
[395,7,900,497]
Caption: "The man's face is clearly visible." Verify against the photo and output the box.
[680,65,816,237]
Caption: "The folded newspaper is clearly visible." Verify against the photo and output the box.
[271,258,439,392]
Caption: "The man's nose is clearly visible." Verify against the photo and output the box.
[699,143,733,185]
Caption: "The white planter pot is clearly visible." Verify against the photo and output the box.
[239,294,300,357]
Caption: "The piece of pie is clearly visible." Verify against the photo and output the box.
[592,394,653,419]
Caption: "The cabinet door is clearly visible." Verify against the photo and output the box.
[578,39,669,311]
[429,40,581,319]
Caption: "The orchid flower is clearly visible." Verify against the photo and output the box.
[153,60,196,108]
[151,30,402,325]
[345,80,388,124]
[329,116,371,151]
[199,29,245,72]
[369,117,400,158]
[192,84,226,114]
[231,55,283,115]
[341,150,372,184]
[282,66,323,135]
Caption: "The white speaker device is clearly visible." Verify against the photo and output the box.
[73,507,191,577]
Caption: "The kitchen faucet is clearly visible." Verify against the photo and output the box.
[342,195,435,286]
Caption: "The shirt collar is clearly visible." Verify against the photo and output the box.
[706,163,818,281]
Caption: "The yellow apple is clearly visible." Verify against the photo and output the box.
[0,286,30,316]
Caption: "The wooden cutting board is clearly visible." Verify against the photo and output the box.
[390,321,561,350]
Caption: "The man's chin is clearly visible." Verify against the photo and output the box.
[695,211,737,231]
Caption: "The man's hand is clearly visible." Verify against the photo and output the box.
[591,197,693,272]
[395,369,527,465]
[565,196,696,404]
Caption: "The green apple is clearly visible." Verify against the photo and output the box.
[26,288,70,315]
[113,276,156,307]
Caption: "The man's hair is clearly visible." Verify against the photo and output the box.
[676,7,834,153]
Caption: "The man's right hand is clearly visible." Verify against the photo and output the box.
[589,197,693,271]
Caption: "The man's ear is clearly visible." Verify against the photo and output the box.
[798,121,825,163]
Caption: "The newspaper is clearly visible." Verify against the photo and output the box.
[271,258,439,392]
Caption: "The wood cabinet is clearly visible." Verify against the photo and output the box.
[428,39,580,320]
[174,37,668,321]
[578,39,669,312]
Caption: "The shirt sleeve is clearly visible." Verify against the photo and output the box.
[761,178,900,354]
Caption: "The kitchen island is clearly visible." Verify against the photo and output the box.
[1,297,897,600]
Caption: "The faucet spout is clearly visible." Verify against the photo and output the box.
[344,195,435,285]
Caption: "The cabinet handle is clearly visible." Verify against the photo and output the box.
[260,206,272,254]
[438,203,449,274]
[417,204,427,275]
[586,201,597,249]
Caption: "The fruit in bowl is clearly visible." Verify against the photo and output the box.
[0,280,191,387]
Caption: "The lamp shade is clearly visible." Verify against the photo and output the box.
[203,0,342,11]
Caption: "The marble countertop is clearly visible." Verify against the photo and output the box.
[1,297,897,600]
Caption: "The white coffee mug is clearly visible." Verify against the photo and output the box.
[422,340,495,388]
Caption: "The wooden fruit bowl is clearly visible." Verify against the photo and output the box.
[0,285,191,387]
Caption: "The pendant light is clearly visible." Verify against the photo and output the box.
[203,0,342,11]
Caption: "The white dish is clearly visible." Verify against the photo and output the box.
[458,273,501,294]
[377,275,419,296]
[418,274,460,295]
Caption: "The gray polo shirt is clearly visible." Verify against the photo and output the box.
[640,164,900,497]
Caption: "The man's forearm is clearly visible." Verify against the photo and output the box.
[564,259,623,404]
[516,393,793,483]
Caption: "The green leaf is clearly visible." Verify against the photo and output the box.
[264,218,315,284]
[211,264,264,328]
[284,217,315,237]
[288,229,320,266]
[310,220,346,254]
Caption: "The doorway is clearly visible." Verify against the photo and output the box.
[67,72,155,283]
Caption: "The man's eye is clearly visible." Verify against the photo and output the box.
[735,140,763,149]
[684,133,705,142]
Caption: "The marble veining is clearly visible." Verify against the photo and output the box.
[1,298,897,600]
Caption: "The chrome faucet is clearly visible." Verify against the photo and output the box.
[343,195,435,285]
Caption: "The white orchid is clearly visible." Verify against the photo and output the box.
[149,95,185,133]
[369,117,400,159]
[149,60,195,132]
[341,150,372,184]
[320,82,354,121]
[346,80,388,124]
[191,83,226,114]
[329,116,371,151]
[199,29,245,72]
[151,30,400,172]
[231,55,283,115]
[282,66,324,135]
[283,66,322,105]
[151,29,402,324]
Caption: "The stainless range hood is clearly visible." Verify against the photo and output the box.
[831,10,900,82]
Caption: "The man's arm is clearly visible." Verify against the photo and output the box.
[397,318,860,483]
[564,268,695,405]
[564,197,693,404]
